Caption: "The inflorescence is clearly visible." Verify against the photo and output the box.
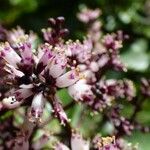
[0,6,149,150]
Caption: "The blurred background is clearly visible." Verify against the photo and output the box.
[0,0,150,149]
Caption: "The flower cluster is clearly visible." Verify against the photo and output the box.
[0,34,81,124]
[93,135,138,150]
[0,6,148,150]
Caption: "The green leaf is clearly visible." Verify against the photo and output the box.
[121,39,149,72]
[126,131,150,150]
[57,89,72,105]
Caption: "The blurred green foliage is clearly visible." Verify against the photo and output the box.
[0,0,150,149]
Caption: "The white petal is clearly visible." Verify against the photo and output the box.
[89,61,99,72]
[49,54,67,78]
[14,88,33,101]
[56,69,80,88]
[36,46,54,75]
[5,88,33,102]
[97,54,109,68]
[29,92,45,122]
[19,42,32,60]
[68,80,94,101]
[0,42,21,68]
[38,44,53,66]
[83,70,96,83]
[78,64,87,71]
[5,64,24,77]
[19,84,34,89]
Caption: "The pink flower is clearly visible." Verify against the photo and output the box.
[0,38,80,124]
[77,7,101,23]
[7,26,37,49]
[68,79,94,102]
